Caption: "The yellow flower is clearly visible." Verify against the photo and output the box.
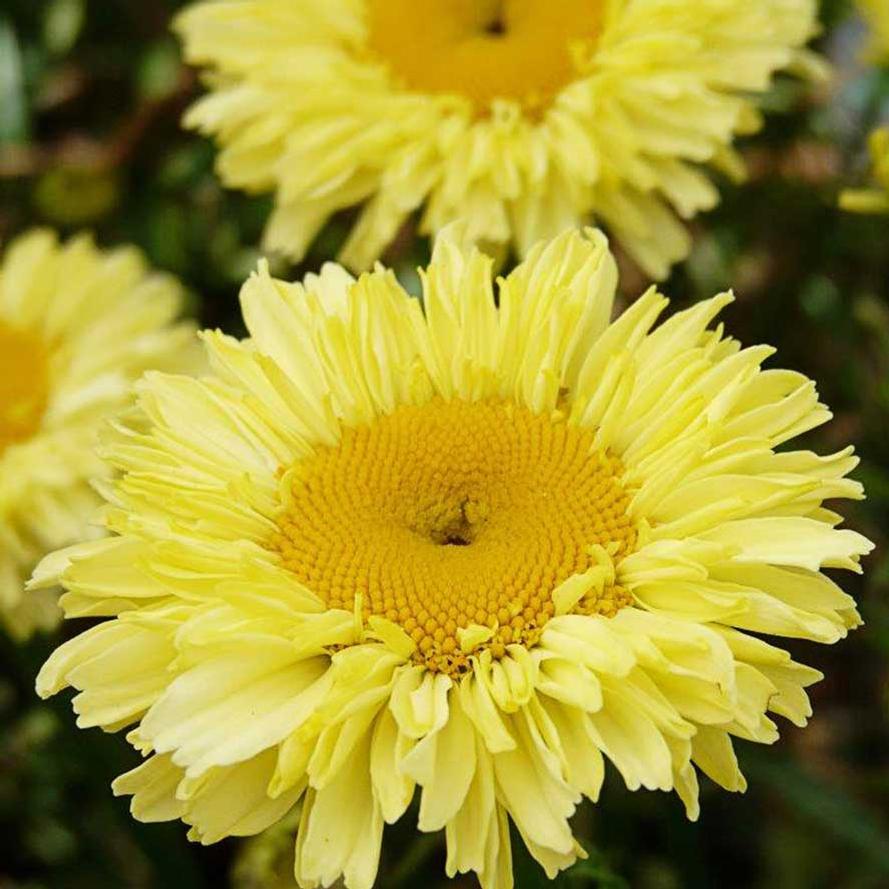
[0,229,197,638]
[858,0,889,63]
[175,0,821,279]
[35,228,870,889]
[840,127,889,214]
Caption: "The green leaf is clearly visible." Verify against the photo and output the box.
[138,39,182,100]
[512,833,628,889]
[43,0,85,56]
[557,845,629,889]
[742,752,889,874]
[33,167,120,226]
[0,17,29,144]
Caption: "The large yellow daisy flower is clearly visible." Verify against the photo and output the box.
[35,228,870,889]
[0,229,196,638]
[175,0,821,279]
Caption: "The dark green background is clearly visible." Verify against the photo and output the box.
[1,1,888,886]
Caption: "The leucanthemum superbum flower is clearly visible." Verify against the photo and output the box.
[175,0,822,279]
[35,227,871,889]
[0,229,196,638]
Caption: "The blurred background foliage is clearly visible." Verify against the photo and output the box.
[1,1,888,887]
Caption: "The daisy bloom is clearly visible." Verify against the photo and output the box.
[175,0,822,279]
[35,228,871,889]
[840,127,889,214]
[0,229,196,638]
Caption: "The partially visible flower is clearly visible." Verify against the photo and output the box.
[35,227,870,889]
[0,229,197,638]
[858,0,889,63]
[176,0,822,279]
[840,127,889,214]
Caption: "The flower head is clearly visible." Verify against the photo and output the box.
[176,0,821,279]
[36,228,871,889]
[0,229,196,638]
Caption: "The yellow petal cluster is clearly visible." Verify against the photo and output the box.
[35,229,871,889]
[175,0,821,279]
[0,230,197,638]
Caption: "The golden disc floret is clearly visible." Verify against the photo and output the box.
[269,398,636,674]
[365,0,603,115]
[0,322,50,454]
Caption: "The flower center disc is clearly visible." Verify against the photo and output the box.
[365,0,604,115]
[271,399,636,674]
[0,322,49,454]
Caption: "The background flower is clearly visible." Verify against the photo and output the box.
[0,229,197,638]
[176,0,822,279]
